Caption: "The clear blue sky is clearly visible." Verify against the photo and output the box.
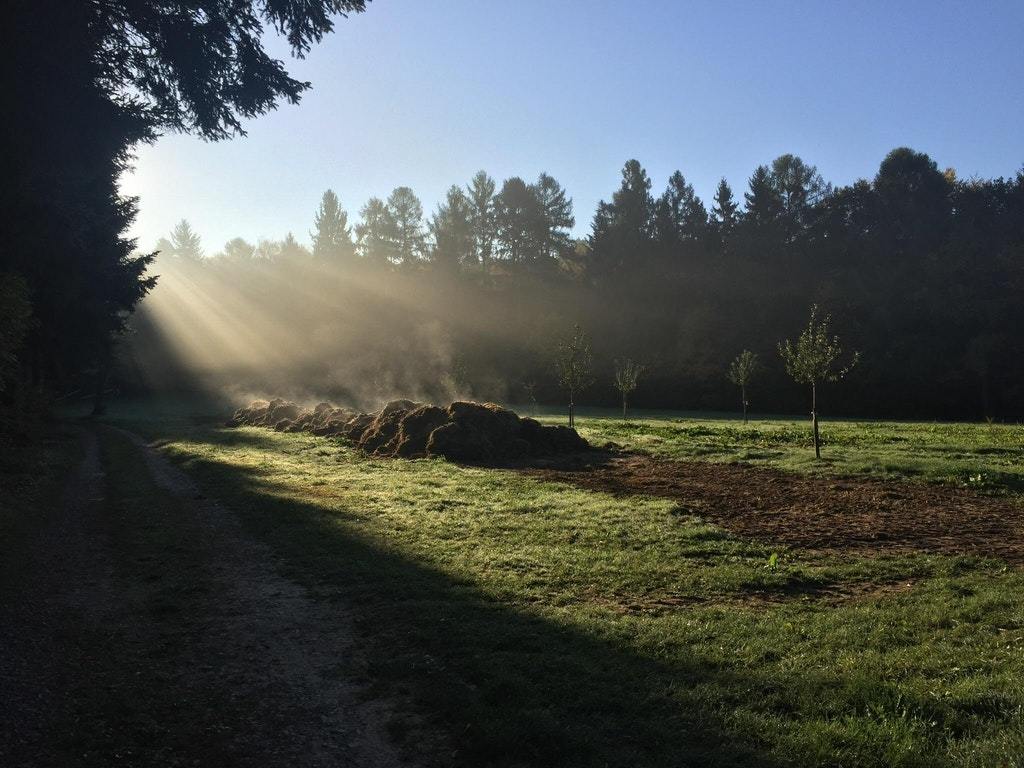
[122,0,1024,254]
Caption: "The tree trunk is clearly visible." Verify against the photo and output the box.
[622,392,628,420]
[811,382,820,459]
[568,391,574,429]
[741,385,748,424]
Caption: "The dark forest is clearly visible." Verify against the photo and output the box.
[132,152,1024,419]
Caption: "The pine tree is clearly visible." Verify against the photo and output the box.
[386,187,426,266]
[770,154,829,240]
[655,171,707,248]
[430,186,475,271]
[356,197,396,264]
[169,219,203,261]
[467,171,496,270]
[744,165,783,229]
[589,159,655,276]
[531,173,575,261]
[711,178,739,235]
[312,189,355,261]
[494,177,543,263]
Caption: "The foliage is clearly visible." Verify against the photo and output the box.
[778,306,858,387]
[131,149,1024,420]
[466,170,497,268]
[727,349,759,421]
[168,219,204,261]
[5,0,364,396]
[554,325,594,426]
[92,0,368,139]
[312,189,354,261]
[613,358,645,418]
[386,186,426,266]
[727,349,759,388]
[430,186,475,270]
[566,412,1024,494]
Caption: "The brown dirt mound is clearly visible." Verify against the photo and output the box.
[526,453,1024,563]
[228,398,589,462]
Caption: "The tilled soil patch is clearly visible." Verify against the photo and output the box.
[526,452,1024,563]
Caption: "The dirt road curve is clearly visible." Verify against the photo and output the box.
[0,427,408,768]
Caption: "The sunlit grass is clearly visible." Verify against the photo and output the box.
[531,412,1024,494]
[103,407,1024,767]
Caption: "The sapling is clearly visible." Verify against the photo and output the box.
[726,350,759,423]
[613,358,645,420]
[778,305,859,459]
[554,324,594,428]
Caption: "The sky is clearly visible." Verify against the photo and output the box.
[121,0,1024,254]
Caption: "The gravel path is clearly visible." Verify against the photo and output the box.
[0,426,410,767]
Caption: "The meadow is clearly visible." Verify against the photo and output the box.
[87,402,1024,767]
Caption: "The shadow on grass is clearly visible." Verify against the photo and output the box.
[167,435,780,768]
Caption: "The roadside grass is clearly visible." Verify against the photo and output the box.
[548,415,1024,495]
[107,410,1024,767]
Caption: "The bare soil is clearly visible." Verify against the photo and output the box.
[526,451,1024,563]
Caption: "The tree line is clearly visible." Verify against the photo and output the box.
[141,147,1024,420]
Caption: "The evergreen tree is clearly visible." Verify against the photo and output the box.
[386,187,426,266]
[711,178,740,235]
[169,219,203,261]
[223,237,256,263]
[589,159,655,276]
[4,0,366,395]
[531,173,575,261]
[312,189,355,261]
[654,171,708,249]
[743,165,784,229]
[356,198,397,264]
[278,232,310,263]
[467,171,497,270]
[770,154,829,239]
[494,177,543,263]
[430,186,475,271]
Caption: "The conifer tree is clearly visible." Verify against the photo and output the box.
[312,189,355,261]
[169,220,203,261]
[467,171,497,270]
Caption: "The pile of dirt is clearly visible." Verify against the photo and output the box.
[228,398,588,462]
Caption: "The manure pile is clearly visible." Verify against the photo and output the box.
[228,398,588,462]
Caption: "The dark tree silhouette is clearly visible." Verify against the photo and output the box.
[2,0,367,410]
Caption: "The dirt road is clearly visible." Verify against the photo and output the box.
[0,426,409,768]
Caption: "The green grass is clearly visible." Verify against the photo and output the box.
[538,412,1024,495]
[102,403,1024,768]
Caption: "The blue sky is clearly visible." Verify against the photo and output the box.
[121,0,1024,254]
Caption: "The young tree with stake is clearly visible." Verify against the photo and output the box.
[727,350,759,423]
[778,306,859,459]
[613,358,645,420]
[555,324,594,428]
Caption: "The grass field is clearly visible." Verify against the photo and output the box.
[533,410,1024,495]
[90,401,1024,767]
